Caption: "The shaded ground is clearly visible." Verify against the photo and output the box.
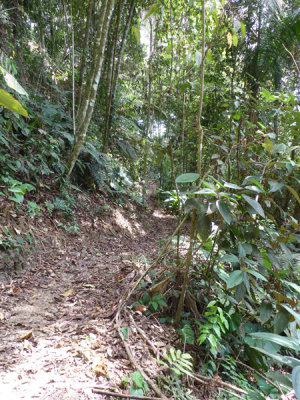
[0,185,178,399]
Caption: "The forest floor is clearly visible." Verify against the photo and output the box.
[0,183,191,400]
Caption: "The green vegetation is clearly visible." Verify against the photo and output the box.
[0,0,299,398]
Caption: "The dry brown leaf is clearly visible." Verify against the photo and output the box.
[18,331,33,341]
[132,305,148,314]
[93,355,108,377]
[60,288,75,297]
[0,312,5,321]
[91,339,102,350]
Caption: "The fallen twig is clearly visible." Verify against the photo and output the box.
[193,373,248,395]
[92,388,163,399]
[116,311,168,400]
[127,311,159,357]
[234,359,283,395]
[217,387,246,399]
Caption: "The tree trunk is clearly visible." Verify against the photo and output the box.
[102,0,136,152]
[102,0,124,152]
[174,0,206,328]
[77,0,95,109]
[65,0,115,178]
[142,19,153,204]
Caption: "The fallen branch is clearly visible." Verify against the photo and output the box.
[217,387,246,400]
[193,373,248,395]
[234,359,283,395]
[127,311,159,357]
[116,311,168,400]
[92,388,163,399]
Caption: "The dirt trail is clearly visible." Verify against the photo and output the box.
[0,189,177,399]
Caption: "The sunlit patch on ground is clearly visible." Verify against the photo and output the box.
[152,209,173,219]
[113,209,145,236]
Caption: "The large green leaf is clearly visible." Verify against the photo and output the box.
[251,347,300,368]
[250,332,300,351]
[0,89,28,117]
[247,270,267,282]
[129,387,144,397]
[281,304,300,324]
[176,173,200,184]
[242,195,265,218]
[240,21,246,38]
[268,180,284,193]
[273,309,290,334]
[286,185,300,204]
[224,182,243,190]
[195,215,211,242]
[282,280,300,294]
[221,254,239,263]
[266,371,292,389]
[192,188,216,196]
[216,200,232,224]
[130,371,145,389]
[227,270,243,289]
[259,301,273,324]
[184,198,202,213]
[0,66,28,97]
[131,25,140,43]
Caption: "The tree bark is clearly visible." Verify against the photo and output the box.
[77,0,95,109]
[65,0,115,178]
[102,0,136,152]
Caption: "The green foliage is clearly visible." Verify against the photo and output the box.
[155,348,196,400]
[1,177,35,204]
[178,323,195,345]
[27,201,41,218]
[57,222,80,235]
[158,189,185,214]
[0,88,28,117]
[0,227,23,251]
[157,347,193,377]
[122,371,149,398]
[197,301,230,357]
[45,198,73,218]
[133,292,167,313]
[1,0,299,396]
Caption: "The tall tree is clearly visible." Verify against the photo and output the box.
[65,0,115,178]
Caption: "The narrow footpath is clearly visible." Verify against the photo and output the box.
[0,189,177,400]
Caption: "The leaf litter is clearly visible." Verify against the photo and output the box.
[0,187,177,399]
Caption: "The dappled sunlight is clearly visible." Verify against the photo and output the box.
[113,208,146,236]
[152,209,174,220]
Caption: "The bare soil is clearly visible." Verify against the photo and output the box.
[0,186,178,399]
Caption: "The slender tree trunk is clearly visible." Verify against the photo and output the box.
[65,0,115,178]
[181,93,186,174]
[142,19,153,203]
[174,0,206,328]
[77,0,95,109]
[102,0,124,152]
[102,0,136,152]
